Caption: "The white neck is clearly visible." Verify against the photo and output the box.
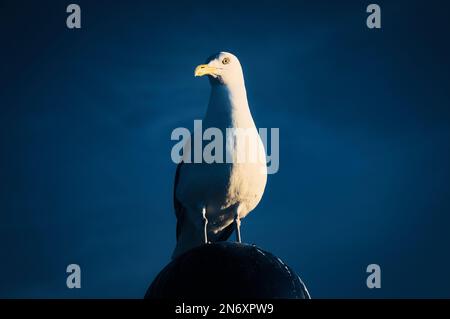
[205,83,255,128]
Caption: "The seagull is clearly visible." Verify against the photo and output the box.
[172,52,267,259]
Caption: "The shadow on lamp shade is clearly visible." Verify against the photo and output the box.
[145,242,310,299]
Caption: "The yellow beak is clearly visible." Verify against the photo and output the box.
[194,64,218,77]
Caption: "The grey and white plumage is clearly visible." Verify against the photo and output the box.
[172,52,267,259]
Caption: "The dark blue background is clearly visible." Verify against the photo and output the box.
[1,0,449,298]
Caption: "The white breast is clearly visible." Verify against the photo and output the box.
[176,78,267,236]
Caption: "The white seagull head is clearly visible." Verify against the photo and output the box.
[194,52,245,88]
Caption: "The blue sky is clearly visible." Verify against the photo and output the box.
[1,0,449,297]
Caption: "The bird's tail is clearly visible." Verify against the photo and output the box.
[171,225,204,260]
[171,221,236,260]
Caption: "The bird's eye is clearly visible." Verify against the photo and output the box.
[222,57,230,65]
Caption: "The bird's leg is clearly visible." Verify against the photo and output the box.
[234,207,242,243]
[202,206,208,244]
[235,218,242,243]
